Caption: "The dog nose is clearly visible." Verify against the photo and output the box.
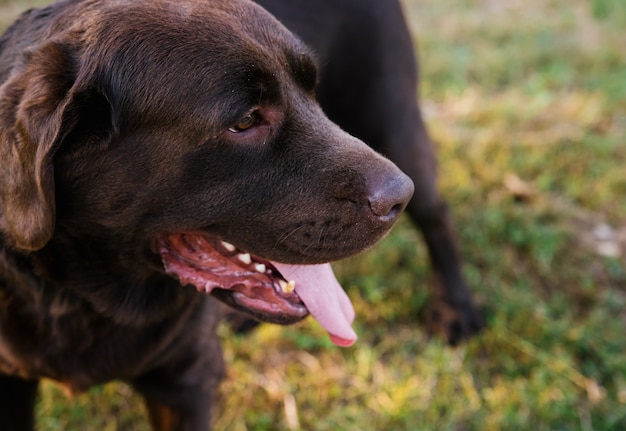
[367,172,414,221]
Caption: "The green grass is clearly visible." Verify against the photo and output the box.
[2,0,626,429]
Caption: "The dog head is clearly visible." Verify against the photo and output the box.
[0,0,413,345]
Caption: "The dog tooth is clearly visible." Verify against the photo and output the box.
[237,253,252,265]
[221,241,236,252]
[280,280,296,294]
[254,263,266,273]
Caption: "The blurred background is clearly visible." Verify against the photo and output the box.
[1,0,625,429]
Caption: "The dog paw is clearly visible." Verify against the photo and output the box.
[423,297,483,346]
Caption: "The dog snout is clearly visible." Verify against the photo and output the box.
[366,170,414,222]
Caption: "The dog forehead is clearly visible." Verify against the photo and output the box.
[93,0,308,85]
[100,0,295,47]
[83,0,316,126]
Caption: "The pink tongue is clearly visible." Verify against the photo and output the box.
[271,262,357,347]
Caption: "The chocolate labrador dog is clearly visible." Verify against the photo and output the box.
[0,0,416,429]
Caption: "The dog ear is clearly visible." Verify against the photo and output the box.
[0,41,82,251]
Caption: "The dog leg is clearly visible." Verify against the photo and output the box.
[142,397,212,431]
[408,195,484,345]
[0,374,38,431]
[382,107,483,344]
[131,322,225,431]
[133,367,220,431]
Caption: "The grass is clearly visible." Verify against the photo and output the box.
[2,0,625,429]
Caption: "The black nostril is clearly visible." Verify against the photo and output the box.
[367,173,414,219]
[368,198,400,218]
[388,202,404,217]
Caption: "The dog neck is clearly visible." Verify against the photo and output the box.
[0,233,198,327]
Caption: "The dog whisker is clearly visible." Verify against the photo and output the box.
[274,225,304,249]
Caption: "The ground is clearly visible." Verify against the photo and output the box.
[1,0,625,429]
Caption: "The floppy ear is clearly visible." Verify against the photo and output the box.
[0,41,80,251]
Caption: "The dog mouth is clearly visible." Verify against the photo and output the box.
[156,232,357,347]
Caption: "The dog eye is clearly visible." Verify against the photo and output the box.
[229,112,260,133]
